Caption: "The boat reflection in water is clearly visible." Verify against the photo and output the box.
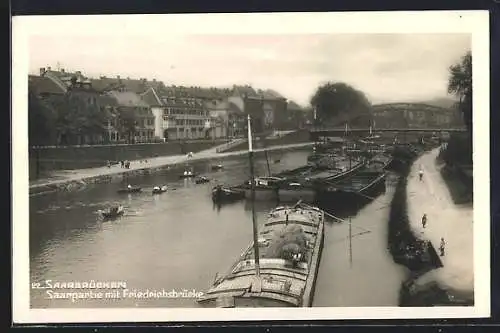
[197,202,325,307]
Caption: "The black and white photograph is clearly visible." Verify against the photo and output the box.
[12,11,489,323]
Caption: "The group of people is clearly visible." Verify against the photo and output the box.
[421,213,446,257]
[418,167,447,257]
[106,159,144,169]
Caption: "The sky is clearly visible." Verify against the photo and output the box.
[23,15,471,106]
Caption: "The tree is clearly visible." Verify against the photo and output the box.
[28,88,57,146]
[447,51,472,135]
[310,82,372,128]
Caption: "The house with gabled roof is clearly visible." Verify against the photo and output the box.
[145,86,211,140]
[31,70,120,145]
[107,90,155,143]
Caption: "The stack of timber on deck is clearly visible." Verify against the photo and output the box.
[197,204,325,307]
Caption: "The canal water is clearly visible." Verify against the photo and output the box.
[30,149,408,308]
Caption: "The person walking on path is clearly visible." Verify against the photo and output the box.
[418,168,424,181]
[439,237,446,257]
[421,213,427,228]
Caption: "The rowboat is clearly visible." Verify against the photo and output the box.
[117,186,142,194]
[197,202,325,307]
[179,170,196,178]
[99,205,124,219]
[195,176,210,184]
[152,185,168,194]
[211,164,224,171]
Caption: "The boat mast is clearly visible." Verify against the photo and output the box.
[264,150,271,176]
[247,115,261,277]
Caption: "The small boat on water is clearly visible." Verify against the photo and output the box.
[211,163,224,171]
[117,186,142,194]
[241,176,284,201]
[180,169,196,178]
[152,185,168,194]
[212,185,245,203]
[99,205,124,219]
[197,202,325,307]
[195,176,210,184]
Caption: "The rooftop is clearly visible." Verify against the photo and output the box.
[107,90,150,108]
[28,75,66,95]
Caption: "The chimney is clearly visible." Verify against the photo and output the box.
[39,67,46,76]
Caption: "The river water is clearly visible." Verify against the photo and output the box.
[29,149,408,308]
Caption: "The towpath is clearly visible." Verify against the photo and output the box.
[29,141,313,191]
[406,147,473,295]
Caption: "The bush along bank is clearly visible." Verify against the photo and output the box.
[385,147,447,306]
[436,133,473,205]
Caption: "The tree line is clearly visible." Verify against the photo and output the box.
[29,86,142,147]
[308,50,472,134]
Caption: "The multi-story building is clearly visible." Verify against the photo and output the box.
[372,103,463,129]
[258,89,288,130]
[144,86,211,141]
[107,90,155,143]
[34,68,119,145]
[229,85,291,133]
[98,95,120,143]
[90,75,166,94]
[203,98,246,139]
[141,87,167,140]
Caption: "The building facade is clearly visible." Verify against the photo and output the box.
[108,90,155,143]
[150,87,211,140]
[31,70,119,145]
[372,103,464,129]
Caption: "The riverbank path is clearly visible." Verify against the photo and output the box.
[406,147,473,294]
[29,141,313,190]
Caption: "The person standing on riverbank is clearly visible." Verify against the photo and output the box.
[439,238,446,256]
[421,214,427,228]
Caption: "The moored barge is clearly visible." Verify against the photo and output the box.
[197,202,325,307]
